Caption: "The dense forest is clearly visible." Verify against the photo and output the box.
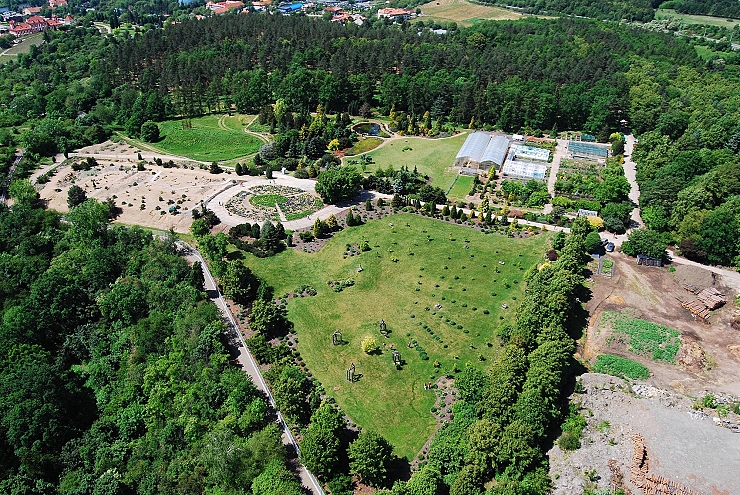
[480,0,656,22]
[0,13,705,161]
[0,188,309,494]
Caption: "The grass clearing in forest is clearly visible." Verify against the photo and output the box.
[420,0,524,26]
[600,310,681,363]
[656,8,740,27]
[695,44,735,60]
[154,115,262,162]
[357,133,469,193]
[242,213,550,459]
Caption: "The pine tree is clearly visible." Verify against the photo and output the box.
[346,208,355,227]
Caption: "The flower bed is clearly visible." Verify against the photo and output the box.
[225,184,321,222]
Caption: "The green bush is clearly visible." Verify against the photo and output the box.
[592,354,649,379]
[557,430,580,451]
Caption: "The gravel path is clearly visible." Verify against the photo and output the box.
[543,138,567,214]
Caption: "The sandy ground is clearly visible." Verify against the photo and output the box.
[549,373,740,495]
[37,143,235,233]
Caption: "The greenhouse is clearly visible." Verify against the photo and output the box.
[454,132,510,171]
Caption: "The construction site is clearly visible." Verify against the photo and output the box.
[552,251,740,495]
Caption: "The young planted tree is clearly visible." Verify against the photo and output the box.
[67,184,87,208]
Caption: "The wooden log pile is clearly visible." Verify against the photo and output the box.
[696,287,725,310]
[682,284,701,295]
[630,434,702,495]
[678,298,711,320]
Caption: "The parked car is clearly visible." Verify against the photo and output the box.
[606,242,615,252]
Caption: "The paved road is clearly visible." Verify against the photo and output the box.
[179,242,325,495]
[543,138,567,214]
[1,150,23,203]
[622,134,643,228]
[615,134,740,286]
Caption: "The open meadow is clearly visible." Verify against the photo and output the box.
[153,115,263,162]
[0,33,44,62]
[419,0,525,26]
[656,8,740,26]
[241,213,551,459]
[358,133,469,193]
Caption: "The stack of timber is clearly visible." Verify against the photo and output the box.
[696,287,725,310]
[678,297,711,320]
[681,284,701,295]
[630,434,700,495]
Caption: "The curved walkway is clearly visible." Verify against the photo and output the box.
[206,172,571,234]
[242,114,271,143]
[206,172,392,231]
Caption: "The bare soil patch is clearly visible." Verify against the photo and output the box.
[581,253,740,396]
[549,373,740,495]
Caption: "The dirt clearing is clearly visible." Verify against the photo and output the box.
[582,253,740,396]
[36,144,235,233]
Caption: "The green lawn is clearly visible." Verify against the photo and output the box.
[357,133,469,192]
[241,213,550,459]
[250,194,289,207]
[154,115,262,162]
[344,137,384,156]
[0,33,44,61]
[656,8,740,26]
[447,175,474,201]
[695,44,735,60]
[419,0,525,27]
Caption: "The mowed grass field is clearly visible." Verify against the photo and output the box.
[360,133,469,193]
[656,8,740,26]
[420,0,525,26]
[447,175,474,201]
[0,33,44,62]
[242,213,551,459]
[155,115,262,161]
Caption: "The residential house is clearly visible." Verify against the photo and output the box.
[21,6,42,15]
[377,7,411,19]
[9,14,61,36]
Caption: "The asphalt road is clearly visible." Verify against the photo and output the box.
[178,242,325,495]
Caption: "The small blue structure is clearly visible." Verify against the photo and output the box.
[279,2,302,13]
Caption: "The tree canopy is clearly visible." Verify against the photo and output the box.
[315,166,363,205]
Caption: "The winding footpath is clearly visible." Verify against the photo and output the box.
[179,241,325,495]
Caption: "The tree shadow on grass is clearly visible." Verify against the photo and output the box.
[225,250,244,260]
